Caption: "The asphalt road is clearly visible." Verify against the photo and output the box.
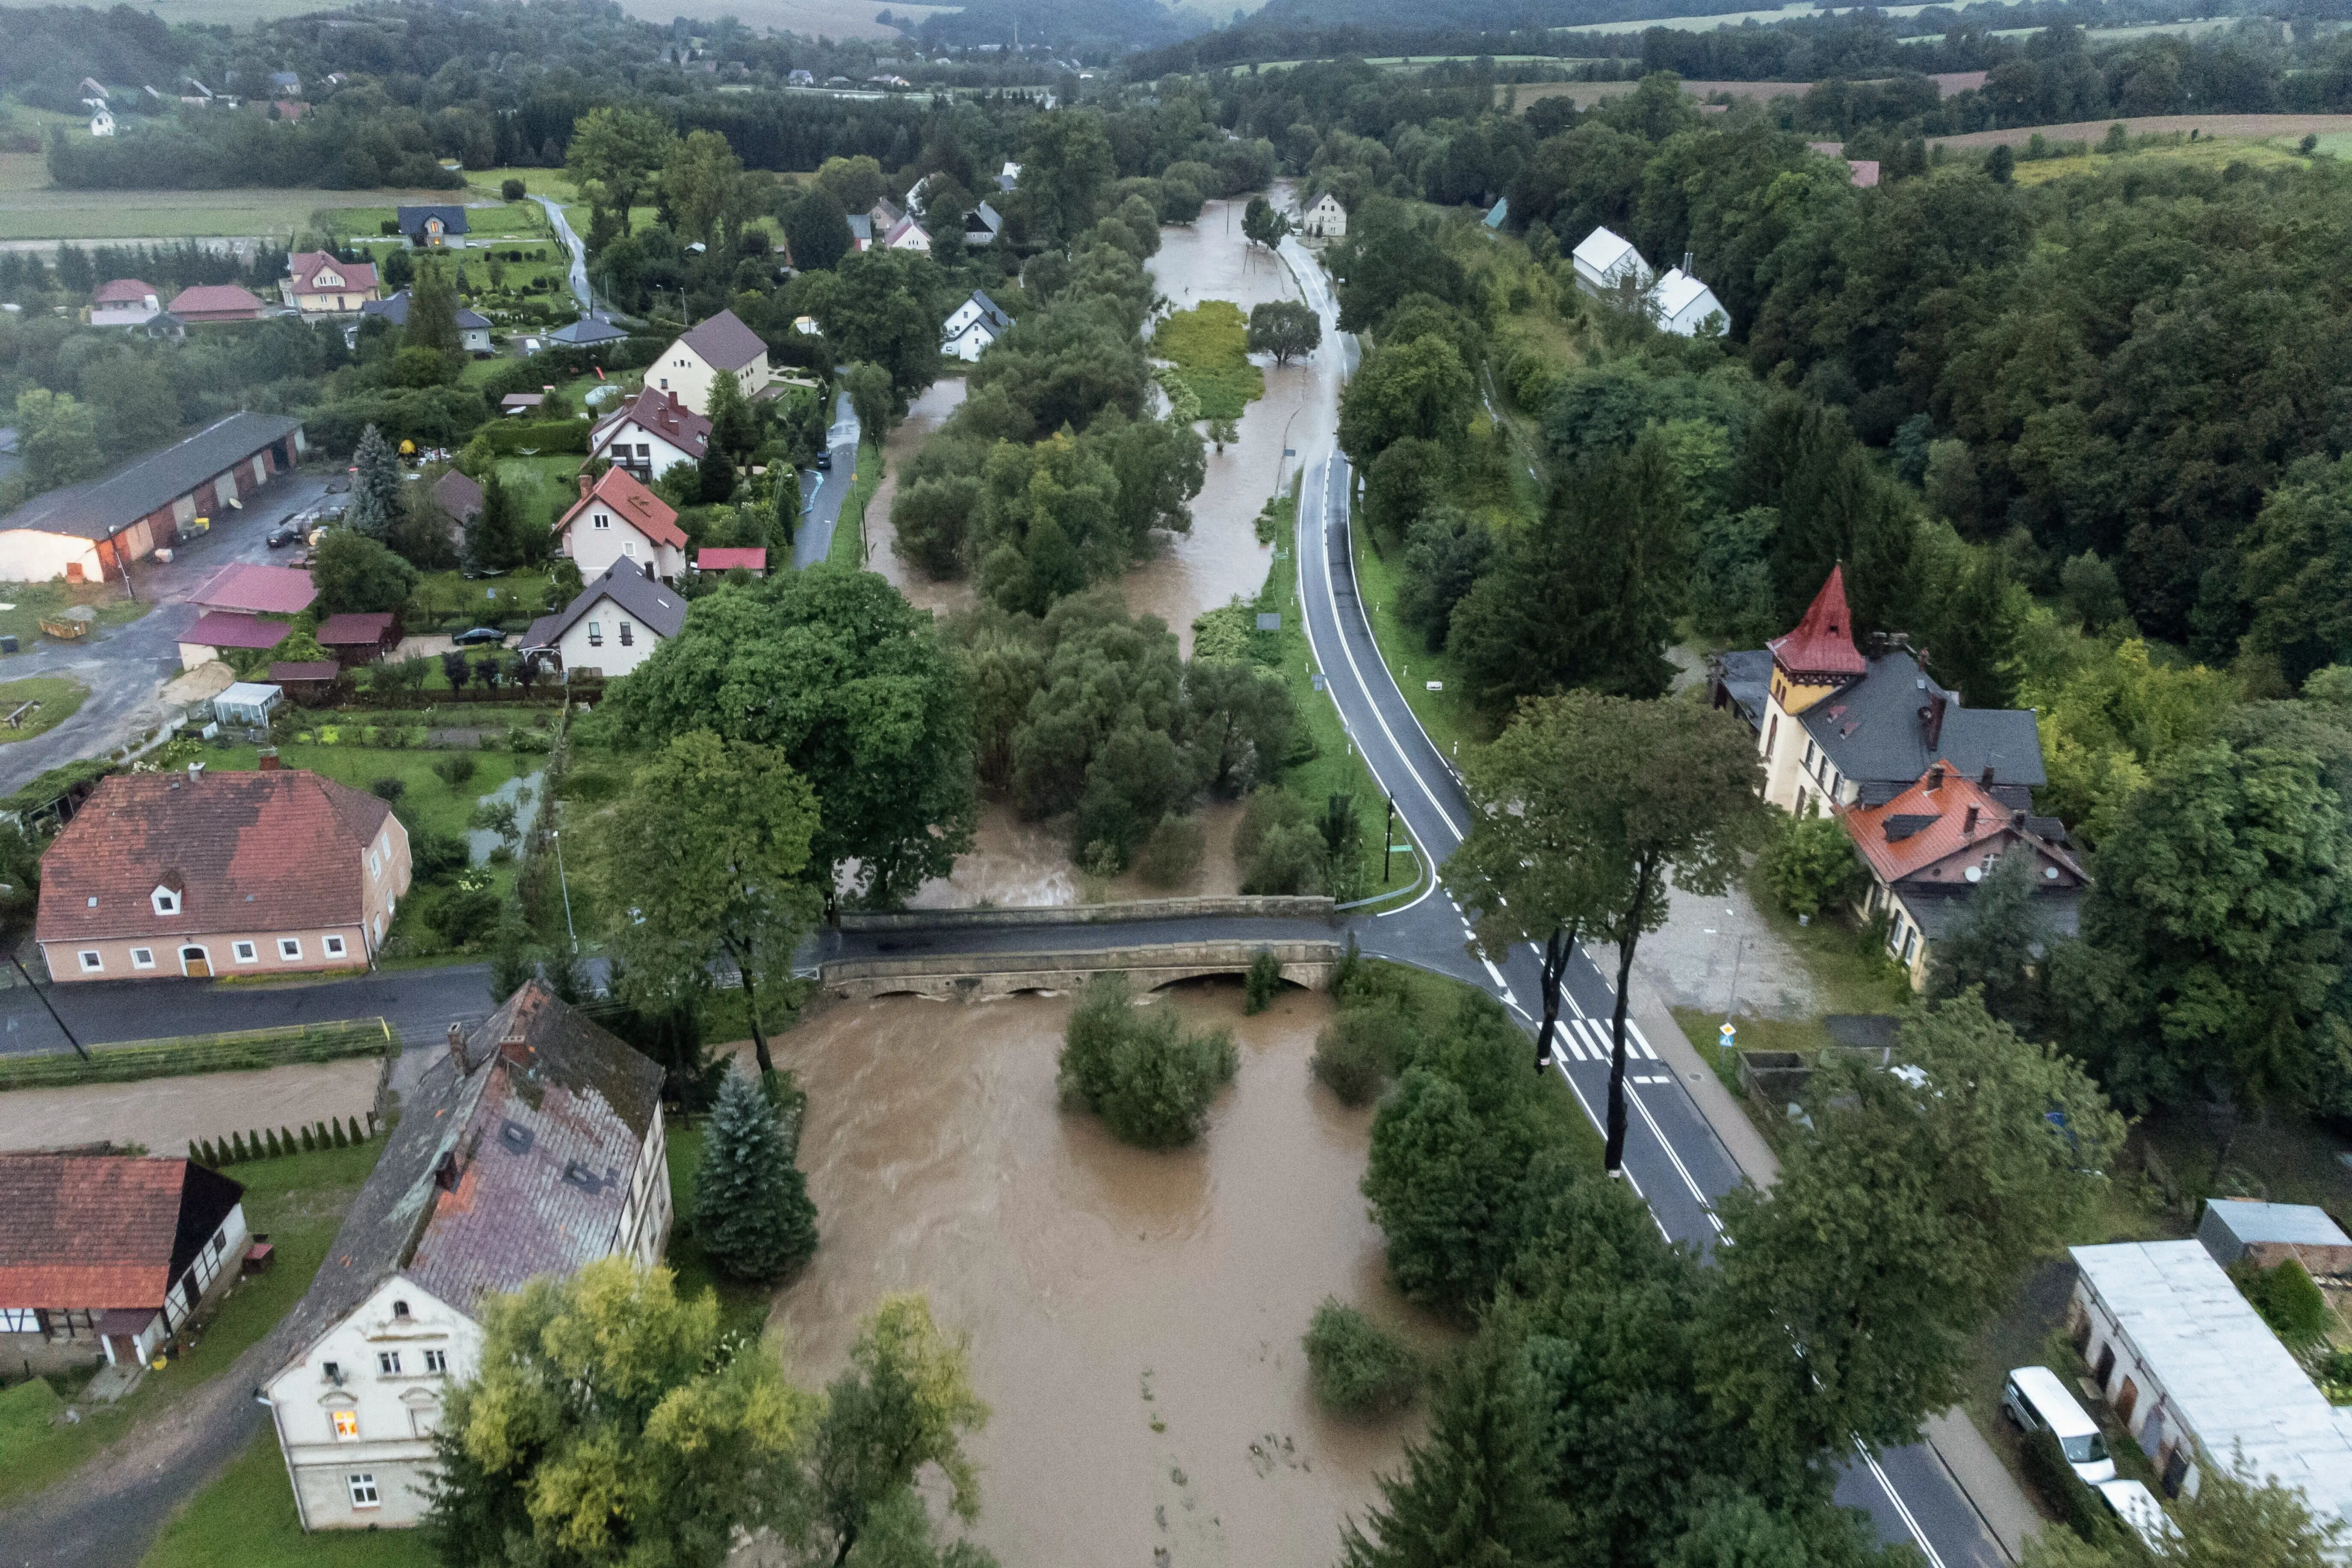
[0,960,495,1059]
[792,391,863,570]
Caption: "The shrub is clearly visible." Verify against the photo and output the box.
[2237,1257,2334,1345]
[1303,1298,1418,1416]
[434,886,501,948]
[500,177,526,201]
[1243,947,1282,1014]
[1312,1004,1415,1105]
[1755,813,1866,920]
[331,1118,350,1148]
[1138,815,1205,888]
[2019,1426,2106,1542]
[410,828,470,883]
[1059,976,1238,1148]
[370,777,405,802]
[434,752,479,787]
[1237,788,1326,895]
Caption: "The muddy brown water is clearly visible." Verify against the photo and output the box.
[768,983,1440,1565]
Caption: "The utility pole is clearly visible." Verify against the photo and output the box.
[13,954,87,1062]
[551,830,577,952]
[1381,797,1395,883]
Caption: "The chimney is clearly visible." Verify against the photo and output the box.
[186,761,204,781]
[446,1022,467,1069]
[1964,804,1980,834]
[257,747,281,771]
[579,472,593,499]
[1980,765,1994,787]
[1922,691,1947,750]
[1927,764,1945,791]
[1683,250,1694,275]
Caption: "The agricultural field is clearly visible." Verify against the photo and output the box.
[606,0,950,39]
[1931,112,2352,151]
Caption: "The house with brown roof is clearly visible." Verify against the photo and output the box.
[1839,760,2087,986]
[165,283,266,323]
[587,386,711,485]
[0,1155,248,1373]
[177,610,290,671]
[260,983,669,1530]
[91,278,163,328]
[649,307,772,415]
[35,767,411,982]
[283,251,378,315]
[191,561,316,615]
[316,610,401,665]
[553,465,687,584]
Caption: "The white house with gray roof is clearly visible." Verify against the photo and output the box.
[650,308,772,415]
[521,558,690,680]
[943,289,1012,362]
[259,983,668,1531]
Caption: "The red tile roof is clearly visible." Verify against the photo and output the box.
[1769,563,1868,679]
[165,283,265,319]
[36,770,394,945]
[696,547,766,572]
[190,563,316,615]
[181,611,290,650]
[287,250,377,295]
[591,387,711,460]
[93,278,157,305]
[315,611,397,646]
[1839,762,2083,886]
[0,1156,243,1310]
[556,465,687,552]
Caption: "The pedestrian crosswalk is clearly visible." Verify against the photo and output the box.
[1552,1016,1659,1064]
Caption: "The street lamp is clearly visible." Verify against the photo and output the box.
[550,830,577,952]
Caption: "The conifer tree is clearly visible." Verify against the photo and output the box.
[347,424,404,540]
[692,1067,819,1283]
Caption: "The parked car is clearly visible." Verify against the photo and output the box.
[266,524,301,548]
[451,626,509,647]
[812,449,831,470]
[2095,1480,2174,1550]
[2003,1366,2116,1483]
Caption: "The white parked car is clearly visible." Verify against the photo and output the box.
[2003,1365,2116,1483]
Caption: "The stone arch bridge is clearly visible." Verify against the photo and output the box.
[817,939,1346,1003]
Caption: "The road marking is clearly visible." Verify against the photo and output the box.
[1857,1440,1948,1568]
[1547,1054,1670,1242]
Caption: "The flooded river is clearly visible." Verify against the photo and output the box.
[770,982,1438,1565]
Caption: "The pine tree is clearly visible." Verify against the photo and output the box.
[188,1140,202,1163]
[348,425,404,539]
[465,470,529,574]
[406,255,463,357]
[264,1128,283,1158]
[332,1118,350,1149]
[301,1125,317,1152]
[692,1067,819,1284]
[281,1126,296,1156]
[230,1132,248,1162]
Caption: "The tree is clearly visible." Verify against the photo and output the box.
[1247,299,1321,366]
[842,1487,1001,1568]
[843,361,895,443]
[613,566,977,908]
[786,183,852,273]
[313,529,419,614]
[1182,655,1295,797]
[1015,111,1116,245]
[665,128,748,248]
[346,423,404,540]
[1338,334,1474,465]
[1396,505,1492,651]
[565,105,675,234]
[1699,993,2122,1459]
[81,355,179,452]
[1362,437,1451,546]
[1057,975,1238,1148]
[13,388,101,495]
[462,468,531,574]
[607,729,821,1078]
[405,255,462,358]
[811,1295,990,1566]
[791,249,946,405]
[815,154,886,217]
[706,363,757,462]
[692,1066,818,1282]
[2057,739,2349,1114]
[1754,814,1866,921]
[422,1256,816,1568]
[1925,848,2051,1031]
[2239,454,2352,689]
[1241,193,1291,250]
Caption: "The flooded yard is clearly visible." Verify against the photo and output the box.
[769,982,1436,1566]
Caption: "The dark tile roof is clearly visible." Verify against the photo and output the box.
[396,204,470,237]
[316,611,397,646]
[269,983,662,1371]
[1800,649,2045,791]
[676,308,766,372]
[0,412,301,542]
[0,1156,242,1309]
[548,314,630,346]
[969,290,1011,333]
[591,387,711,458]
[36,770,392,944]
[432,470,483,523]
[542,558,689,644]
[1710,648,1771,727]
[362,289,489,331]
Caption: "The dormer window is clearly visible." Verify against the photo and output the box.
[392,1299,411,1322]
[151,886,180,916]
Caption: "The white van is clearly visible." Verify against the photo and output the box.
[2096,1479,2175,1550]
[2003,1365,2117,1483]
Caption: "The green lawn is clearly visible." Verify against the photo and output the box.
[830,440,881,568]
[0,580,150,646]
[663,1122,776,1343]
[141,1429,437,1568]
[1,1139,388,1513]
[1346,520,1487,762]
[408,567,563,635]
[1152,300,1265,420]
[197,742,532,844]
[0,676,87,744]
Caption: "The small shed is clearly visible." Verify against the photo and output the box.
[499,393,545,416]
[267,660,340,703]
[2199,1199,2352,1277]
[213,682,283,728]
[695,547,766,576]
[314,611,399,665]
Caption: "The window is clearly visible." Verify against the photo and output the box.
[347,1473,378,1508]
[587,620,603,647]
[618,621,634,647]
[324,935,346,958]
[210,1227,226,1257]
[425,1349,448,1374]
[331,1409,360,1440]
[278,938,303,961]
[1802,739,1816,769]
[130,948,155,969]
[77,951,102,973]
[593,513,610,530]
[378,1351,402,1376]
[0,1308,37,1332]
[1764,714,1778,761]
[233,941,257,963]
[1900,928,1918,964]
[322,1360,341,1383]
[151,888,179,916]
[392,1299,411,1322]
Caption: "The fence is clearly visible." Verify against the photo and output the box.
[0,1018,395,1091]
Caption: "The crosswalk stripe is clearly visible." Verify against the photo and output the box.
[1631,1023,1658,1060]
[1563,1031,1587,1062]
[1577,1019,1610,1059]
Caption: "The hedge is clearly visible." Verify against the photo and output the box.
[0,1017,394,1090]
[470,418,590,456]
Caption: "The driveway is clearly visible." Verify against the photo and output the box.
[0,465,337,795]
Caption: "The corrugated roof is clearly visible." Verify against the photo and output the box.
[269,660,340,682]
[1572,226,1646,282]
[181,611,290,650]
[0,412,301,542]
[2206,1200,2352,1249]
[315,611,396,646]
[36,770,391,944]
[2074,1240,2352,1533]
[191,562,316,615]
[0,1155,242,1310]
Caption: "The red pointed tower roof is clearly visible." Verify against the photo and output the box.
[1769,564,1868,679]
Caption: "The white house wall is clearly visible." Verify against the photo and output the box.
[557,595,664,678]
[0,530,103,585]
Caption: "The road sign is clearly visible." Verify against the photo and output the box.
[1719,1021,1736,1049]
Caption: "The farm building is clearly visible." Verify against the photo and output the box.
[166,284,266,323]
[315,612,401,665]
[2198,1200,2352,1276]
[90,279,162,328]
[0,413,304,584]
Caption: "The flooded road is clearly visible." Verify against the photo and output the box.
[869,376,974,619]
[771,983,1438,1565]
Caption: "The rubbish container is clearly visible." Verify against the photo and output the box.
[0,636,18,655]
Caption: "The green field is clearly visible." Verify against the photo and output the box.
[0,676,86,743]
[0,582,149,644]
[1152,299,1265,421]
[1346,522,1486,762]
[0,163,472,244]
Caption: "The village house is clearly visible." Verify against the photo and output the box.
[1571,227,1650,296]
[845,213,874,253]
[90,278,162,328]
[166,283,267,323]
[963,201,1005,247]
[395,205,468,248]
[544,313,629,351]
[0,412,304,583]
[1709,565,2045,818]
[315,611,402,666]
[1649,264,1728,337]
[942,289,1012,362]
[587,387,712,485]
[882,213,931,252]
[649,308,773,413]
[362,289,492,354]
[553,465,687,583]
[522,558,688,680]
[0,1155,249,1373]
[283,251,378,315]
[34,766,412,982]
[430,470,482,530]
[191,561,316,615]
[1838,761,2086,985]
[1302,192,1346,238]
[262,983,669,1531]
